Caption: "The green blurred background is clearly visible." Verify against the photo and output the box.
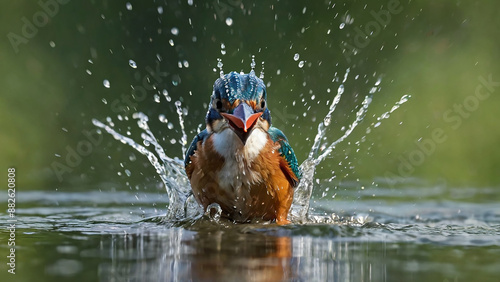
[1,0,499,192]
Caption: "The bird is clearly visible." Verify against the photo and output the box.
[184,71,301,225]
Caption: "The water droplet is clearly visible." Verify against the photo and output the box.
[260,61,265,79]
[103,79,110,88]
[225,17,233,26]
[217,58,224,78]
[400,94,411,103]
[324,116,331,126]
[171,27,179,36]
[167,122,174,129]
[86,69,92,75]
[169,39,174,46]
[171,75,181,86]
[298,61,304,68]
[342,67,350,83]
[129,154,136,161]
[157,6,163,14]
[250,55,256,70]
[159,114,168,123]
[170,138,177,144]
[183,60,189,68]
[101,98,108,104]
[339,22,345,29]
[162,89,172,102]
[188,0,193,6]
[49,41,56,48]
[125,169,131,177]
[220,43,226,55]
[154,94,161,103]
[125,2,132,10]
[337,84,344,95]
[293,53,300,61]
[128,59,137,68]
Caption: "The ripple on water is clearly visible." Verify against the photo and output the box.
[2,188,499,246]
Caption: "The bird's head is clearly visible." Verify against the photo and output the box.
[206,71,271,144]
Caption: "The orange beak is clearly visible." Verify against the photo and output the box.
[221,103,262,143]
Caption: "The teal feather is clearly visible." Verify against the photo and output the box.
[184,129,209,167]
[268,126,302,183]
[212,71,266,105]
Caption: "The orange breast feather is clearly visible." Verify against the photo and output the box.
[186,137,295,224]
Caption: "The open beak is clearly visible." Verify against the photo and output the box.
[221,103,262,144]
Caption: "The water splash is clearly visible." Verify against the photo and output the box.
[93,60,410,225]
[92,113,201,223]
[174,100,188,157]
[205,203,222,222]
[289,68,410,223]
[368,94,411,131]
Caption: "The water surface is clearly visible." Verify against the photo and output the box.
[1,186,499,282]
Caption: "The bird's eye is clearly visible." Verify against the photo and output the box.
[216,100,223,110]
[260,100,266,109]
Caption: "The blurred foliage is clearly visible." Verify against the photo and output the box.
[1,0,499,191]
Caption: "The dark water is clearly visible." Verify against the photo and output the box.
[1,186,499,282]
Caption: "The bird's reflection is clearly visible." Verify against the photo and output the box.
[186,228,294,281]
[95,223,296,281]
[94,222,390,281]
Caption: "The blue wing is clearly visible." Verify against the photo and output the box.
[184,129,209,167]
[268,126,301,185]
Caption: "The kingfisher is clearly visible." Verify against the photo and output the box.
[184,71,301,224]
